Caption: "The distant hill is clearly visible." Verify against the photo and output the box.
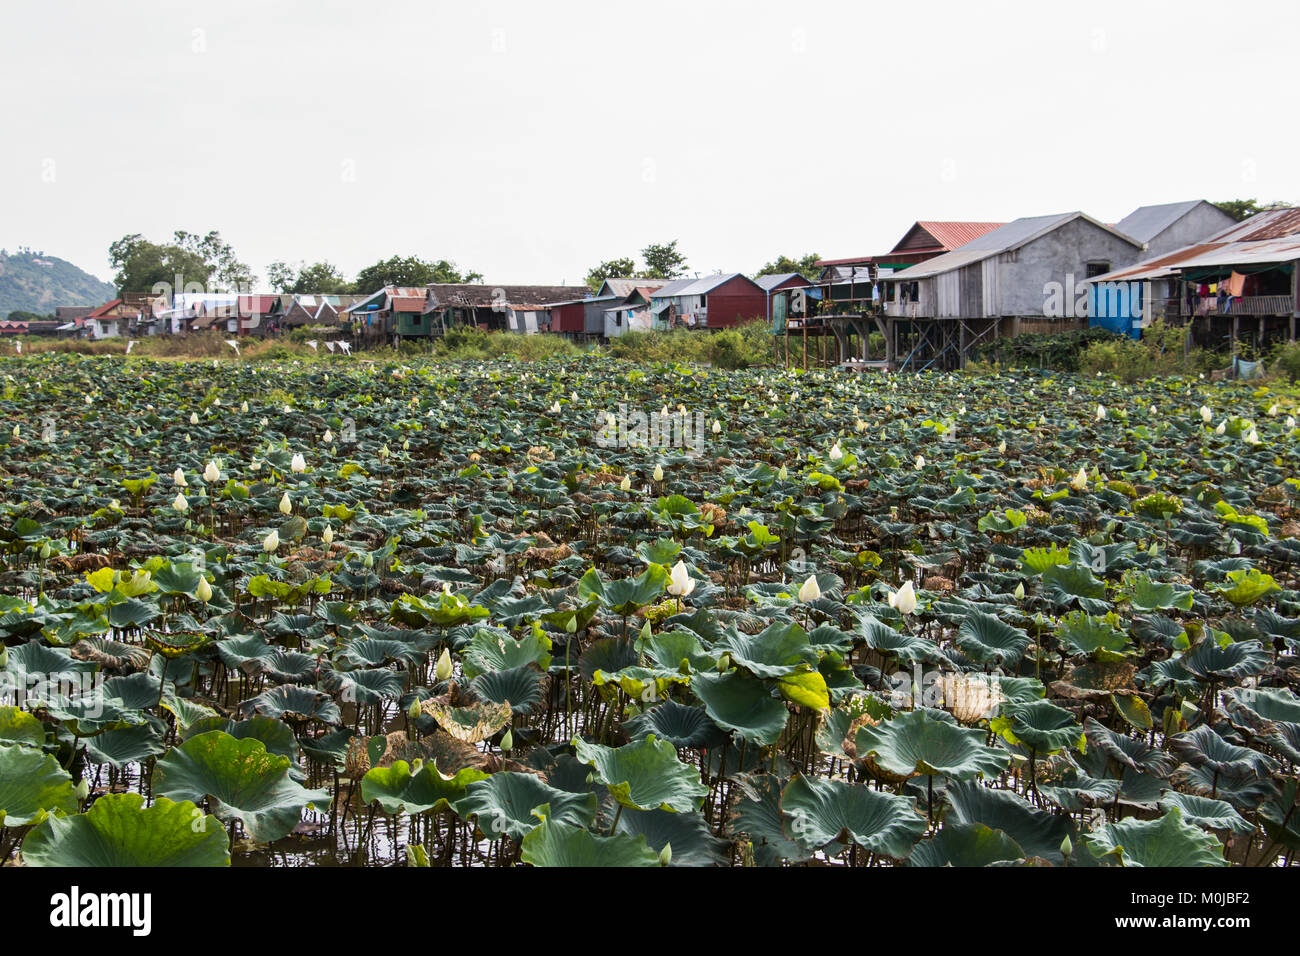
[0,249,117,318]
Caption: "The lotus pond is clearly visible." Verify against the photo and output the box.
[2,352,1300,867]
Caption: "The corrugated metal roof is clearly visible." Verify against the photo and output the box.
[599,277,666,297]
[893,212,1143,280]
[1113,200,1206,243]
[911,221,1007,251]
[651,273,755,298]
[754,273,806,291]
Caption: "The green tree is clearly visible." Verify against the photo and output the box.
[108,234,214,293]
[172,231,255,290]
[585,257,636,291]
[756,253,822,281]
[5,310,52,322]
[640,241,688,280]
[266,260,353,294]
[1213,199,1292,223]
[353,255,482,292]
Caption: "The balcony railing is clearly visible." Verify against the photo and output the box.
[1162,295,1294,318]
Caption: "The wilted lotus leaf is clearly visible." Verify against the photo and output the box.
[421,697,512,744]
[143,629,212,659]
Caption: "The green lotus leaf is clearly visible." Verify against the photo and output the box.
[1083,717,1176,776]
[906,822,1026,867]
[520,806,660,867]
[853,709,1010,781]
[779,774,926,858]
[956,610,1031,667]
[1020,544,1072,575]
[624,700,726,750]
[1056,611,1133,659]
[728,772,812,866]
[461,628,552,680]
[184,715,301,766]
[1086,806,1227,867]
[1157,791,1253,836]
[577,564,668,616]
[454,772,596,841]
[614,805,730,866]
[23,794,229,867]
[998,700,1085,754]
[153,731,329,843]
[1214,568,1280,607]
[361,759,489,816]
[571,734,709,813]
[857,614,953,666]
[720,621,818,679]
[468,663,545,714]
[1168,725,1275,777]
[1126,574,1194,612]
[643,630,716,672]
[1041,563,1109,612]
[1180,638,1269,682]
[776,670,831,711]
[1037,771,1121,811]
[0,705,46,748]
[238,685,341,725]
[691,670,789,745]
[83,723,167,769]
[943,780,1075,864]
[0,745,78,826]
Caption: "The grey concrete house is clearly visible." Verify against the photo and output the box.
[1114,200,1238,261]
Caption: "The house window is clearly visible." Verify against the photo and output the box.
[1086,262,1110,279]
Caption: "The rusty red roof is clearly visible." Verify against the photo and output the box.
[910,221,1006,252]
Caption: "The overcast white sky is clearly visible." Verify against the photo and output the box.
[1,0,1295,288]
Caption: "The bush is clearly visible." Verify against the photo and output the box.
[432,328,580,362]
[1269,341,1300,383]
[608,321,774,369]
[1077,320,1216,383]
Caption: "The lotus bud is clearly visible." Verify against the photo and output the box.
[550,401,561,414]
[798,575,821,603]
[1288,416,1297,430]
[997,439,1007,454]
[173,467,188,486]
[659,843,672,866]
[1070,465,1088,491]
[1215,420,1226,435]
[0,645,7,670]
[716,653,730,672]
[378,444,390,459]
[660,405,669,418]
[1013,581,1025,600]
[173,492,189,512]
[1068,386,1075,396]
[1149,405,1157,416]
[829,441,843,461]
[290,452,306,473]
[712,419,722,434]
[402,439,410,451]
[1060,834,1073,859]
[203,461,219,483]
[653,464,664,482]
[195,575,212,602]
[1269,404,1280,416]
[500,727,513,751]
[893,580,917,615]
[262,529,279,552]
[74,779,90,802]
[1095,404,1106,421]
[363,552,373,569]
[323,428,333,443]
[39,540,51,560]
[778,464,788,480]
[240,400,249,412]
[322,524,333,545]
[667,560,696,598]
[1200,405,1212,422]
[619,474,632,492]
[1245,428,1261,445]
[189,411,199,425]
[435,647,453,682]
[565,615,578,634]
[279,491,292,514]
[407,698,422,721]
[914,455,925,470]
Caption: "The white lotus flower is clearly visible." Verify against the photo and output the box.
[195,576,213,602]
[550,401,561,414]
[1013,582,1025,600]
[290,453,306,473]
[262,529,280,552]
[712,419,722,434]
[1269,404,1280,417]
[829,441,843,461]
[1068,386,1075,396]
[1215,420,1227,436]
[667,560,696,598]
[891,580,917,616]
[798,575,821,603]
[619,475,631,492]
[203,461,219,483]
[1070,465,1088,490]
[173,467,188,487]
[435,648,453,682]
[1200,405,1212,423]
[240,400,249,412]
[189,411,199,425]
[173,492,188,512]
[653,464,664,482]
[914,455,925,470]
[279,491,292,514]
[1287,416,1296,430]
[1245,428,1261,445]
[323,428,333,444]
[997,439,1007,455]
[1095,404,1107,421]
[778,464,788,480]
[322,524,333,545]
